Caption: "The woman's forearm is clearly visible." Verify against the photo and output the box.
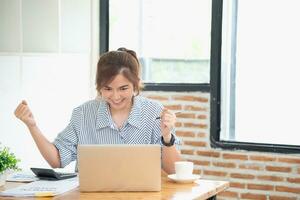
[162,145,181,174]
[27,125,61,168]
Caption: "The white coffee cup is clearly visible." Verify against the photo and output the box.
[175,161,194,179]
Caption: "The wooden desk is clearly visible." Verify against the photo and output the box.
[0,174,229,200]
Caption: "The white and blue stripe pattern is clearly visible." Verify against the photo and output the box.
[53,95,180,168]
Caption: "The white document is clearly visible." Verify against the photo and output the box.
[6,171,39,183]
[0,177,79,197]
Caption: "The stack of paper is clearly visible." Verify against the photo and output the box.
[6,172,39,183]
[0,177,79,197]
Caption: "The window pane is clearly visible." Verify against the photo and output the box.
[109,0,211,83]
[221,0,300,146]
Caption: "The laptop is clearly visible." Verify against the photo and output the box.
[78,144,161,192]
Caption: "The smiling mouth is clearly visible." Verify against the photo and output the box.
[111,99,124,105]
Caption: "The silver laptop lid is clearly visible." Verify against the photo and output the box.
[78,144,161,192]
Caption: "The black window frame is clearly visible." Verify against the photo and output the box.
[99,0,210,92]
[210,0,300,154]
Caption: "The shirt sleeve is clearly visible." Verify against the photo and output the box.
[53,107,81,168]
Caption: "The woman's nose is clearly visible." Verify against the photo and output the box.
[112,91,120,99]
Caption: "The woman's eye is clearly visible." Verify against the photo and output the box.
[120,87,128,91]
[104,87,111,91]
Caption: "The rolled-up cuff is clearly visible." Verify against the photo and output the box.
[53,139,76,168]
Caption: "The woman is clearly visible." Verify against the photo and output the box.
[14,47,181,174]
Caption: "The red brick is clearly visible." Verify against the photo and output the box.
[275,186,300,194]
[223,153,248,160]
[180,149,194,155]
[184,141,207,147]
[241,193,267,200]
[212,161,236,168]
[164,105,182,110]
[218,190,239,198]
[193,169,202,174]
[176,131,195,137]
[184,105,207,111]
[203,170,227,177]
[230,173,255,179]
[176,113,196,119]
[175,122,182,127]
[270,195,297,200]
[183,122,207,129]
[230,182,246,189]
[197,114,207,119]
[287,177,300,183]
[247,183,274,191]
[266,165,292,173]
[249,155,276,162]
[196,150,220,157]
[173,95,209,102]
[278,157,300,164]
[257,175,284,182]
[189,159,210,166]
[239,164,263,171]
[197,132,206,137]
[147,95,168,101]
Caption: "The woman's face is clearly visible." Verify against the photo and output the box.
[100,74,135,112]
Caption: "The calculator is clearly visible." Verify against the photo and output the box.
[30,167,77,180]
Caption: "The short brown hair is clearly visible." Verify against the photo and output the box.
[96,48,143,94]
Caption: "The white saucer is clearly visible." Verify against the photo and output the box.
[167,174,201,183]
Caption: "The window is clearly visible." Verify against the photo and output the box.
[101,0,212,91]
[211,0,300,153]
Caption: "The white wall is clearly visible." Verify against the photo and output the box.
[0,0,99,171]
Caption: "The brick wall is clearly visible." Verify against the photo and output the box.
[143,91,300,200]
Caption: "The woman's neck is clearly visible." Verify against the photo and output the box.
[109,99,134,129]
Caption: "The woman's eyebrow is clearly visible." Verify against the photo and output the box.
[104,84,129,89]
[119,85,129,88]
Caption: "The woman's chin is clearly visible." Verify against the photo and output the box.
[108,99,132,111]
[110,102,126,109]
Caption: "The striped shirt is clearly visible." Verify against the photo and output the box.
[53,95,180,168]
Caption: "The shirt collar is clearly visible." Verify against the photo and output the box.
[127,96,142,129]
[96,96,142,130]
[96,99,111,129]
